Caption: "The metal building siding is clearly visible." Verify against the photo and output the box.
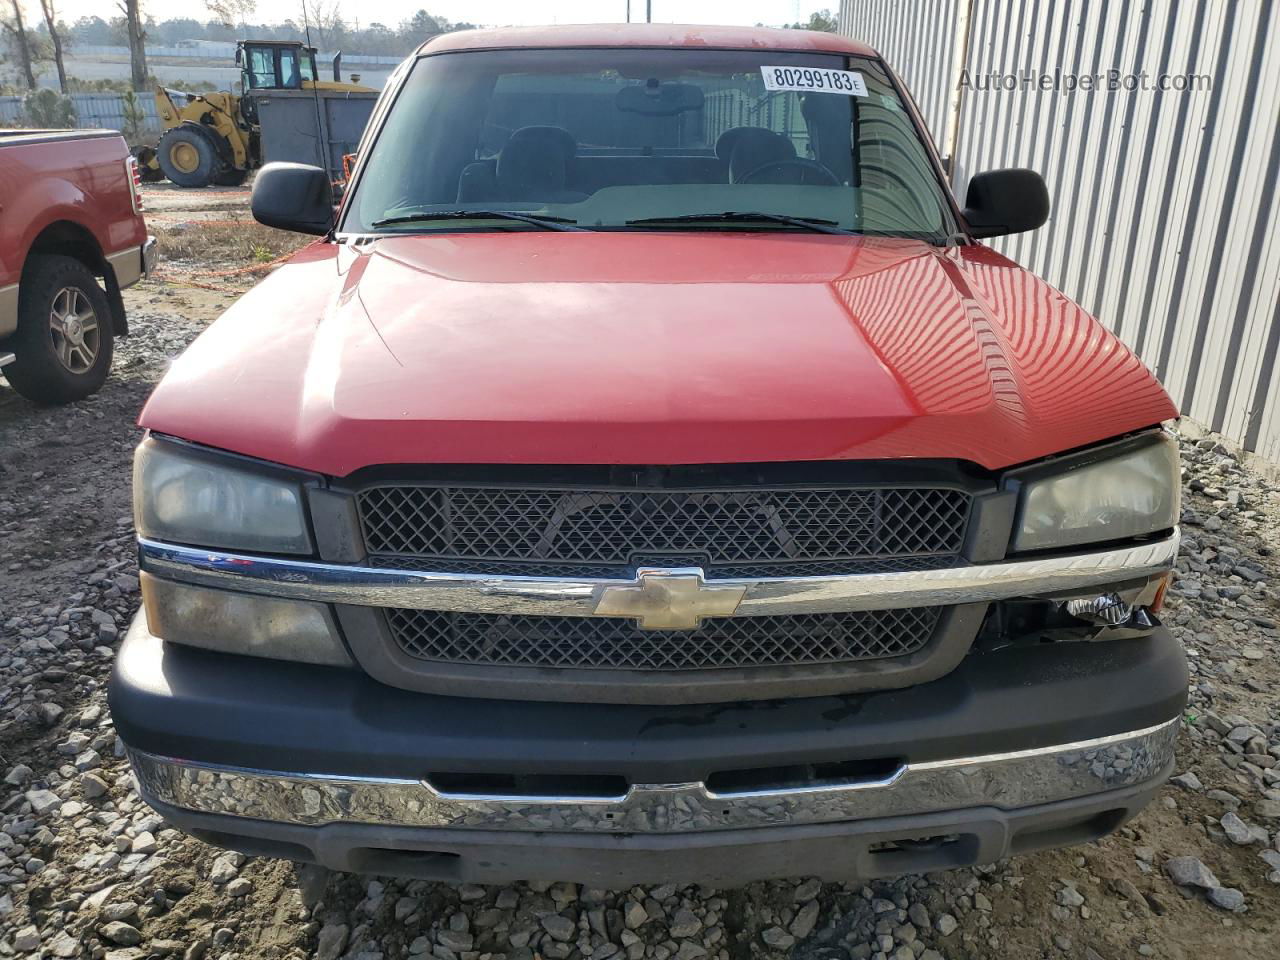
[840,0,1280,460]
[839,0,964,149]
[68,93,164,133]
[0,93,163,133]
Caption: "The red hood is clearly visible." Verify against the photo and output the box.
[139,232,1175,476]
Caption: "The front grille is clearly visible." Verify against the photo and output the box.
[385,607,941,671]
[357,485,971,576]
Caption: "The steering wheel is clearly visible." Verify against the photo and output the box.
[737,158,840,186]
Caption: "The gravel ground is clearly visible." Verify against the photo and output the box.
[4,267,1280,959]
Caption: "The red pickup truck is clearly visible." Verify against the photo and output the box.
[113,25,1185,887]
[0,129,155,403]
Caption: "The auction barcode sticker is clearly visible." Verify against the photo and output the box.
[761,66,868,96]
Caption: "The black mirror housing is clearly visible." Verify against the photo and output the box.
[962,168,1049,239]
[252,162,334,236]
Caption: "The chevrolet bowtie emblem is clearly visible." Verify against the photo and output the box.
[592,568,747,630]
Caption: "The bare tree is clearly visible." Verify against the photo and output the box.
[302,0,345,51]
[1,0,38,89]
[38,0,66,92]
[116,0,147,91]
[204,0,255,29]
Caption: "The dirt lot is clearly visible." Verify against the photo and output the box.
[2,185,1280,960]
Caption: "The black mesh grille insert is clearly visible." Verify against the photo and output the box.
[385,607,941,671]
[366,553,965,579]
[357,486,971,574]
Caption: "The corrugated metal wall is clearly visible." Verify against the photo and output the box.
[0,93,164,133]
[839,0,1280,461]
[840,0,968,151]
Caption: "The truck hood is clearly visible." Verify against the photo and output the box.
[139,232,1175,476]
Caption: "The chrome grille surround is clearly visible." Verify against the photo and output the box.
[365,553,965,579]
[136,536,1180,619]
[138,533,1179,703]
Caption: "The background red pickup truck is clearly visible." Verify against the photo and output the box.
[0,129,155,404]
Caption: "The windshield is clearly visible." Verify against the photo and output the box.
[245,48,275,89]
[344,47,956,239]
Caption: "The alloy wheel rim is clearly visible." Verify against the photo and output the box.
[48,287,100,374]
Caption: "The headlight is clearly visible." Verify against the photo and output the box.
[141,574,351,667]
[134,436,312,554]
[1009,433,1179,552]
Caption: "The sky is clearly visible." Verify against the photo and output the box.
[50,0,828,30]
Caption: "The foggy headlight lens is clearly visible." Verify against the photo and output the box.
[134,437,311,553]
[142,573,350,666]
[1012,434,1179,552]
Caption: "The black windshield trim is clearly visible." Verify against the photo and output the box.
[371,210,587,232]
[625,212,858,236]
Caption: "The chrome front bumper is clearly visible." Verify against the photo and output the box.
[128,718,1178,835]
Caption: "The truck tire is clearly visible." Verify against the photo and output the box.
[157,126,220,188]
[2,255,114,405]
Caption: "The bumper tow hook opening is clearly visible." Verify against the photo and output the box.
[869,833,961,853]
[866,832,981,873]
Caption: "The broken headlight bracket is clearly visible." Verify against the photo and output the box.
[975,572,1170,651]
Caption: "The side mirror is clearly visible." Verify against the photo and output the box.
[252,162,333,235]
[961,168,1049,238]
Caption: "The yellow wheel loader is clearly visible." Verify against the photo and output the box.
[134,40,374,189]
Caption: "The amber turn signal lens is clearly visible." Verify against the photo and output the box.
[1150,573,1172,613]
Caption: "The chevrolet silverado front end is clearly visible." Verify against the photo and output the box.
[110,24,1186,887]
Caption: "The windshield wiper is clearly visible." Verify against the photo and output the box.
[625,211,858,235]
[372,210,586,232]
